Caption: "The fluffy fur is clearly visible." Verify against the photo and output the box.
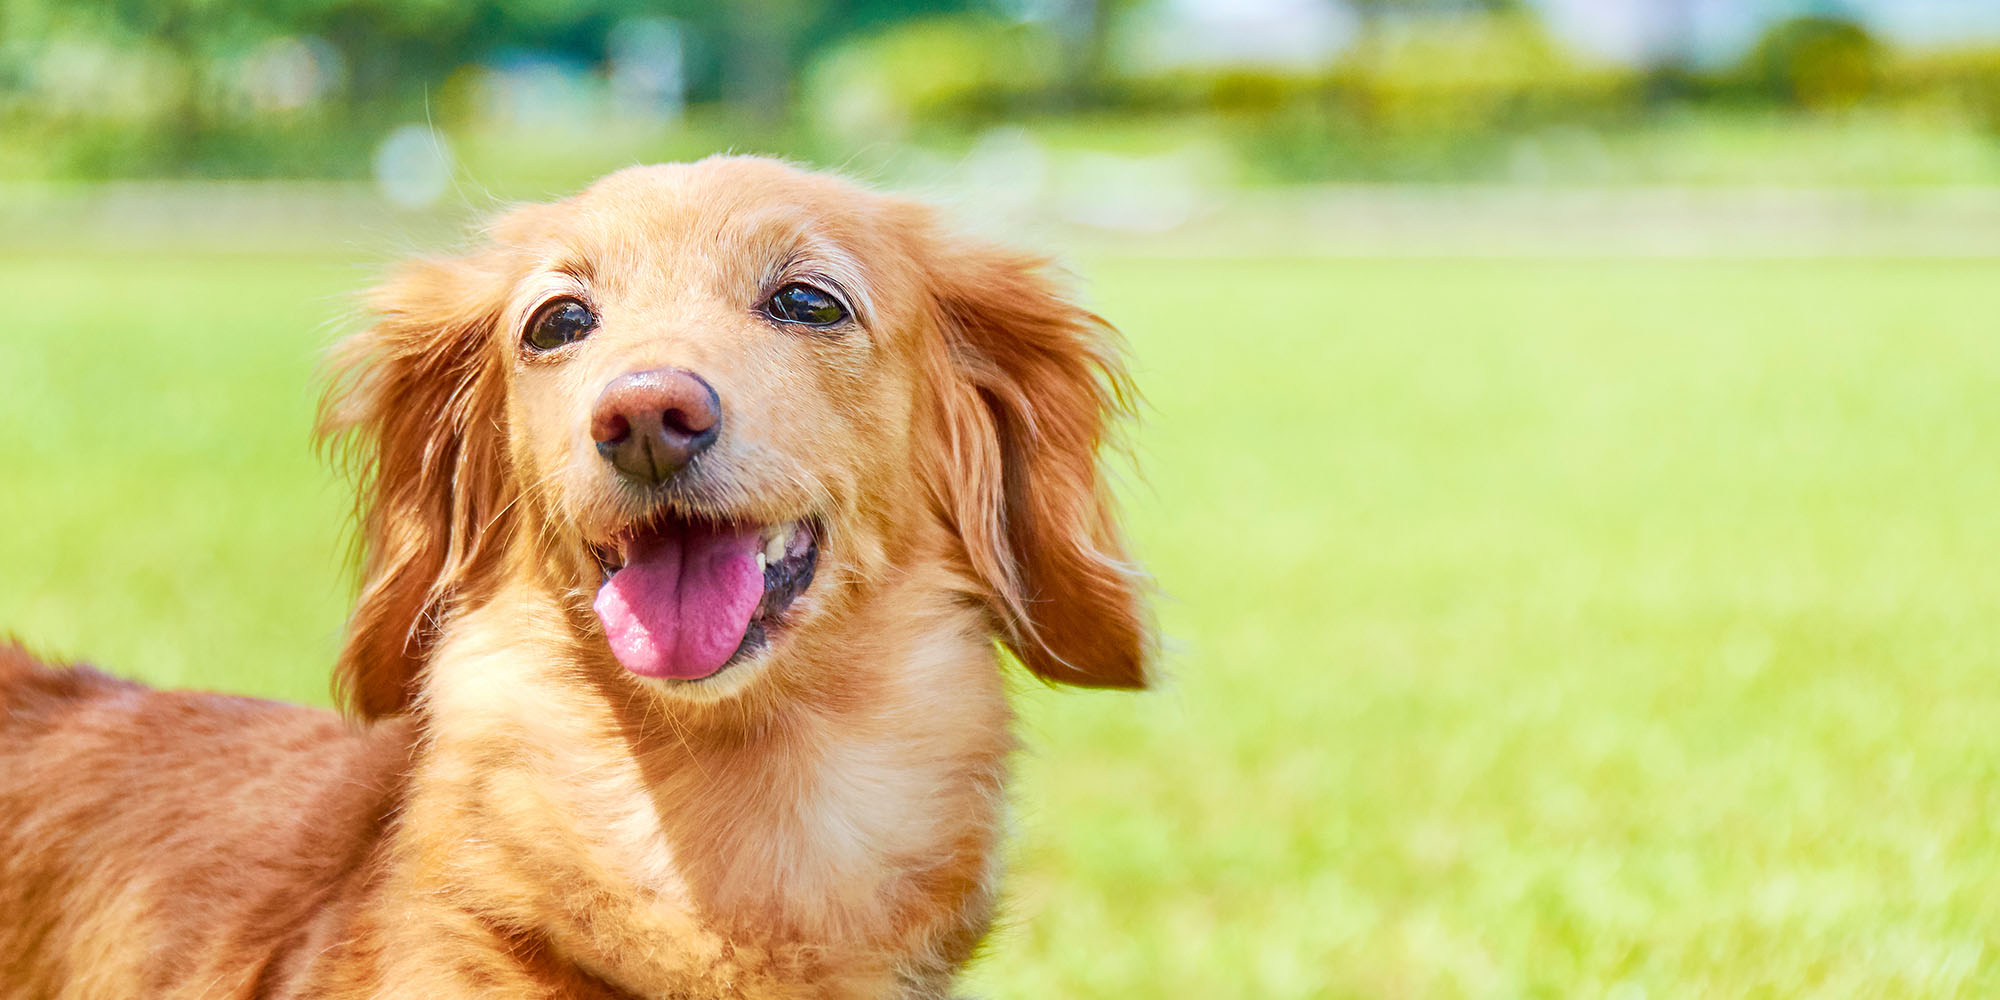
[0,157,1150,999]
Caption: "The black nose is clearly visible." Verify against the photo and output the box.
[589,368,722,486]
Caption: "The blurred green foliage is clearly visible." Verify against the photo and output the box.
[3,1,1999,184]
[1746,16,1884,110]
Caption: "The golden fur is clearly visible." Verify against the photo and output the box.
[0,157,1150,998]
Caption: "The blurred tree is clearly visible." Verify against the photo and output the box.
[1641,0,1701,105]
[1744,14,1882,110]
[1045,0,1144,108]
[16,0,1011,126]
[711,0,993,120]
[1350,0,1526,26]
[1346,0,1529,78]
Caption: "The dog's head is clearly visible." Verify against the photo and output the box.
[320,157,1150,718]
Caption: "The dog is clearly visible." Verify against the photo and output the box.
[0,156,1151,999]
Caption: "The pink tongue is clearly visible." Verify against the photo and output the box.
[592,522,765,679]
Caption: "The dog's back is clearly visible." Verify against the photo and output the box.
[0,644,413,999]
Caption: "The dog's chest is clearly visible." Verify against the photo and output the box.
[425,707,991,996]
[572,716,965,931]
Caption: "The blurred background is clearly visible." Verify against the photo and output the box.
[7,0,2000,244]
[4,2,1999,997]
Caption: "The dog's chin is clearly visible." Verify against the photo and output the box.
[583,508,819,698]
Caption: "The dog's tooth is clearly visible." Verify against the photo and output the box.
[764,530,787,564]
[756,552,768,574]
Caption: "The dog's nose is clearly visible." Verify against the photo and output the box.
[590,368,721,486]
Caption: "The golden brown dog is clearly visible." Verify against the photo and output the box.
[0,156,1150,999]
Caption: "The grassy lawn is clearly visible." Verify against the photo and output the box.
[4,247,1998,997]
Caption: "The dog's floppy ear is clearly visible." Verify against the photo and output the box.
[317,251,518,718]
[922,234,1153,689]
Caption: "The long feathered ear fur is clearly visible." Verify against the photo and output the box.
[923,235,1154,689]
[316,253,518,718]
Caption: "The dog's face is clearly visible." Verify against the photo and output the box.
[503,165,924,698]
[322,157,1149,716]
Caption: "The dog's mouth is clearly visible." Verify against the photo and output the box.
[588,514,819,681]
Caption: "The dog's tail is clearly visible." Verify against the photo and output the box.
[0,640,139,732]
[0,638,53,691]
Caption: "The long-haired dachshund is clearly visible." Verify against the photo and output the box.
[0,157,1151,998]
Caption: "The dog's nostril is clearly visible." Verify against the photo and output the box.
[660,406,711,439]
[593,412,632,446]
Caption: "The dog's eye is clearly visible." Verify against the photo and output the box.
[765,283,847,327]
[524,298,597,352]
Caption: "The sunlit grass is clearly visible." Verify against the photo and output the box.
[4,249,1998,997]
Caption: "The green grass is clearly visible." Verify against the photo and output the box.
[4,248,1999,997]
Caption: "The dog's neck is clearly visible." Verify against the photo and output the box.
[388,562,1011,998]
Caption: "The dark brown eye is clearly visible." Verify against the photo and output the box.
[524,298,596,352]
[765,283,847,327]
